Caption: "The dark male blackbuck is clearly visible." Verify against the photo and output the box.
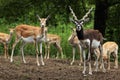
[10,15,50,66]
[69,6,106,76]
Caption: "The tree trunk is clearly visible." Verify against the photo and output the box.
[94,0,108,37]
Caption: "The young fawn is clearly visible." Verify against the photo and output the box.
[44,34,63,59]
[0,29,14,59]
[68,28,82,65]
[94,41,118,70]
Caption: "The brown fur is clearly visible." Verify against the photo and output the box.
[76,28,105,75]
[95,41,118,70]
[68,28,82,65]
[10,24,46,66]
[10,15,50,66]
[0,29,14,59]
[15,24,44,38]
[69,6,104,76]
[83,29,103,42]
[44,34,63,59]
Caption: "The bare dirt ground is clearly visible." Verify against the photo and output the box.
[0,56,120,80]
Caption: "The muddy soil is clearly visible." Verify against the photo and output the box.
[0,56,119,80]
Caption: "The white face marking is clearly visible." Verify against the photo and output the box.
[22,36,34,43]
[6,38,9,41]
[40,18,47,27]
[92,39,100,48]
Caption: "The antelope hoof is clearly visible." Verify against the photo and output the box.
[82,71,86,75]
[55,57,58,59]
[44,57,46,59]
[103,69,106,73]
[37,63,40,66]
[61,55,64,59]
[46,56,49,59]
[107,68,110,71]
[114,66,118,69]
[100,65,102,69]
[10,59,13,63]
[83,74,87,76]
[23,60,26,64]
[5,56,9,59]
[82,71,87,76]
[94,62,96,66]
[7,56,10,59]
[70,62,73,65]
[41,62,45,66]
[79,63,82,66]
[89,72,92,75]
[94,69,98,72]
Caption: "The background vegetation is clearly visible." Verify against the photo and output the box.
[0,0,120,59]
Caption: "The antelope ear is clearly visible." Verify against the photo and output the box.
[36,14,41,21]
[46,14,50,20]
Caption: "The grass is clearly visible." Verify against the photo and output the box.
[0,19,94,59]
[0,19,119,62]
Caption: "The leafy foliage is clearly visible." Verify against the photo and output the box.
[0,0,119,59]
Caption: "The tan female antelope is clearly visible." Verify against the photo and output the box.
[68,28,82,65]
[0,29,14,59]
[10,15,50,66]
[44,34,63,59]
[69,6,105,76]
[94,41,118,70]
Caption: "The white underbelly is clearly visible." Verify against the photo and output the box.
[92,39,100,48]
[22,36,34,43]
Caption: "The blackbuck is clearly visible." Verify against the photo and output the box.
[69,6,105,76]
[68,28,82,65]
[0,29,14,59]
[94,42,118,70]
[44,34,63,59]
[10,15,50,66]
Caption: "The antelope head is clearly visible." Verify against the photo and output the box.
[36,14,50,27]
[69,6,93,31]
[68,27,77,43]
[9,28,15,34]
